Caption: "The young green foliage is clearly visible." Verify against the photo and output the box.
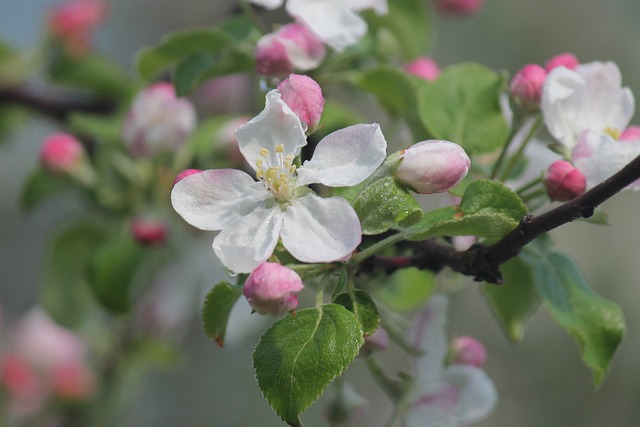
[334,290,381,335]
[201,281,243,347]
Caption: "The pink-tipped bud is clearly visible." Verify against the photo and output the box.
[362,327,389,352]
[544,52,579,73]
[243,262,304,315]
[510,64,547,112]
[435,0,483,15]
[395,140,470,194]
[39,133,85,175]
[48,0,107,56]
[122,83,196,158]
[620,125,640,142]
[173,169,202,187]
[404,57,440,81]
[544,160,586,202]
[452,336,487,368]
[49,362,95,400]
[277,74,325,132]
[130,217,168,246]
[255,23,326,77]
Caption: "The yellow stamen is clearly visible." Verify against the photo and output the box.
[604,127,621,140]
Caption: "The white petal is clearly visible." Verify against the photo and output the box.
[286,0,368,51]
[573,130,640,189]
[171,169,270,231]
[541,67,586,149]
[236,90,307,171]
[280,193,361,263]
[441,365,498,423]
[412,296,449,386]
[347,0,388,14]
[297,124,387,186]
[213,207,284,274]
[244,0,284,10]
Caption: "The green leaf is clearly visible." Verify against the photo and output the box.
[253,304,363,426]
[201,281,243,347]
[40,219,108,328]
[88,230,145,313]
[334,290,381,335]
[460,180,528,222]
[20,169,70,211]
[67,111,125,142]
[353,177,423,235]
[483,256,541,342]
[174,51,216,96]
[136,28,232,81]
[374,267,435,312]
[418,63,509,154]
[528,251,625,387]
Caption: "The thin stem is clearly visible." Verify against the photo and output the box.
[516,175,543,195]
[490,110,524,179]
[521,188,547,203]
[499,115,543,182]
[237,0,268,34]
[350,233,405,267]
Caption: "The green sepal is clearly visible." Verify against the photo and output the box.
[201,281,243,348]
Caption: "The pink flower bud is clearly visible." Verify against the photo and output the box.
[395,140,470,194]
[620,125,640,142]
[243,262,304,315]
[544,160,586,201]
[435,0,483,15]
[48,0,107,56]
[404,57,440,81]
[39,133,85,175]
[362,327,389,352]
[0,354,45,418]
[173,169,202,187]
[277,74,325,131]
[544,52,579,73]
[122,83,197,158]
[130,217,168,246]
[255,23,326,76]
[510,64,547,112]
[49,361,95,400]
[451,336,487,368]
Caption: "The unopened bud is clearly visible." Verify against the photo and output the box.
[243,262,304,315]
[130,217,168,246]
[544,160,586,201]
[544,52,579,73]
[451,336,487,368]
[435,0,483,15]
[48,0,107,56]
[255,23,326,77]
[620,125,640,142]
[362,326,389,352]
[395,140,470,194]
[49,362,95,400]
[404,57,440,81]
[510,64,547,112]
[277,74,325,132]
[122,83,196,158]
[39,133,85,175]
[173,169,202,187]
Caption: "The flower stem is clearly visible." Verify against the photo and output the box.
[499,115,543,182]
[349,233,405,267]
[237,0,268,34]
[490,110,524,179]
[515,175,544,196]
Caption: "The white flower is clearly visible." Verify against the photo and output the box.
[171,90,387,274]
[406,296,497,427]
[541,61,634,151]
[246,0,388,51]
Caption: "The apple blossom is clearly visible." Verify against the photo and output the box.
[173,169,202,187]
[620,125,640,141]
[277,74,325,131]
[435,0,483,15]
[407,296,497,427]
[122,82,197,158]
[395,140,470,194]
[171,90,387,273]
[544,159,586,201]
[256,23,326,76]
[246,0,388,51]
[48,0,107,56]
[541,61,634,151]
[49,361,95,400]
[451,336,487,368]
[243,262,304,315]
[510,64,547,112]
[404,57,441,82]
[544,52,579,73]
[39,133,85,175]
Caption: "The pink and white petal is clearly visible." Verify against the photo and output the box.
[212,207,284,274]
[236,91,307,171]
[541,67,586,149]
[406,383,457,427]
[171,169,271,231]
[296,124,387,186]
[286,0,368,51]
[280,193,361,263]
[244,0,284,10]
[412,295,449,386]
[441,365,498,423]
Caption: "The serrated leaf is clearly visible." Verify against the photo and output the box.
[353,177,423,235]
[20,169,70,211]
[201,281,243,347]
[253,304,363,426]
[40,219,107,328]
[418,63,508,154]
[375,267,435,312]
[483,256,541,342]
[334,290,380,335]
[460,179,527,221]
[527,251,625,387]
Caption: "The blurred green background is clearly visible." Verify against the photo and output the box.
[1,1,640,426]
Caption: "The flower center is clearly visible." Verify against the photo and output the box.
[604,127,621,140]
[255,144,297,202]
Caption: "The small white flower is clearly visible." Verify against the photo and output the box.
[171,90,387,274]
[541,61,634,151]
[406,296,497,427]
[246,0,388,51]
